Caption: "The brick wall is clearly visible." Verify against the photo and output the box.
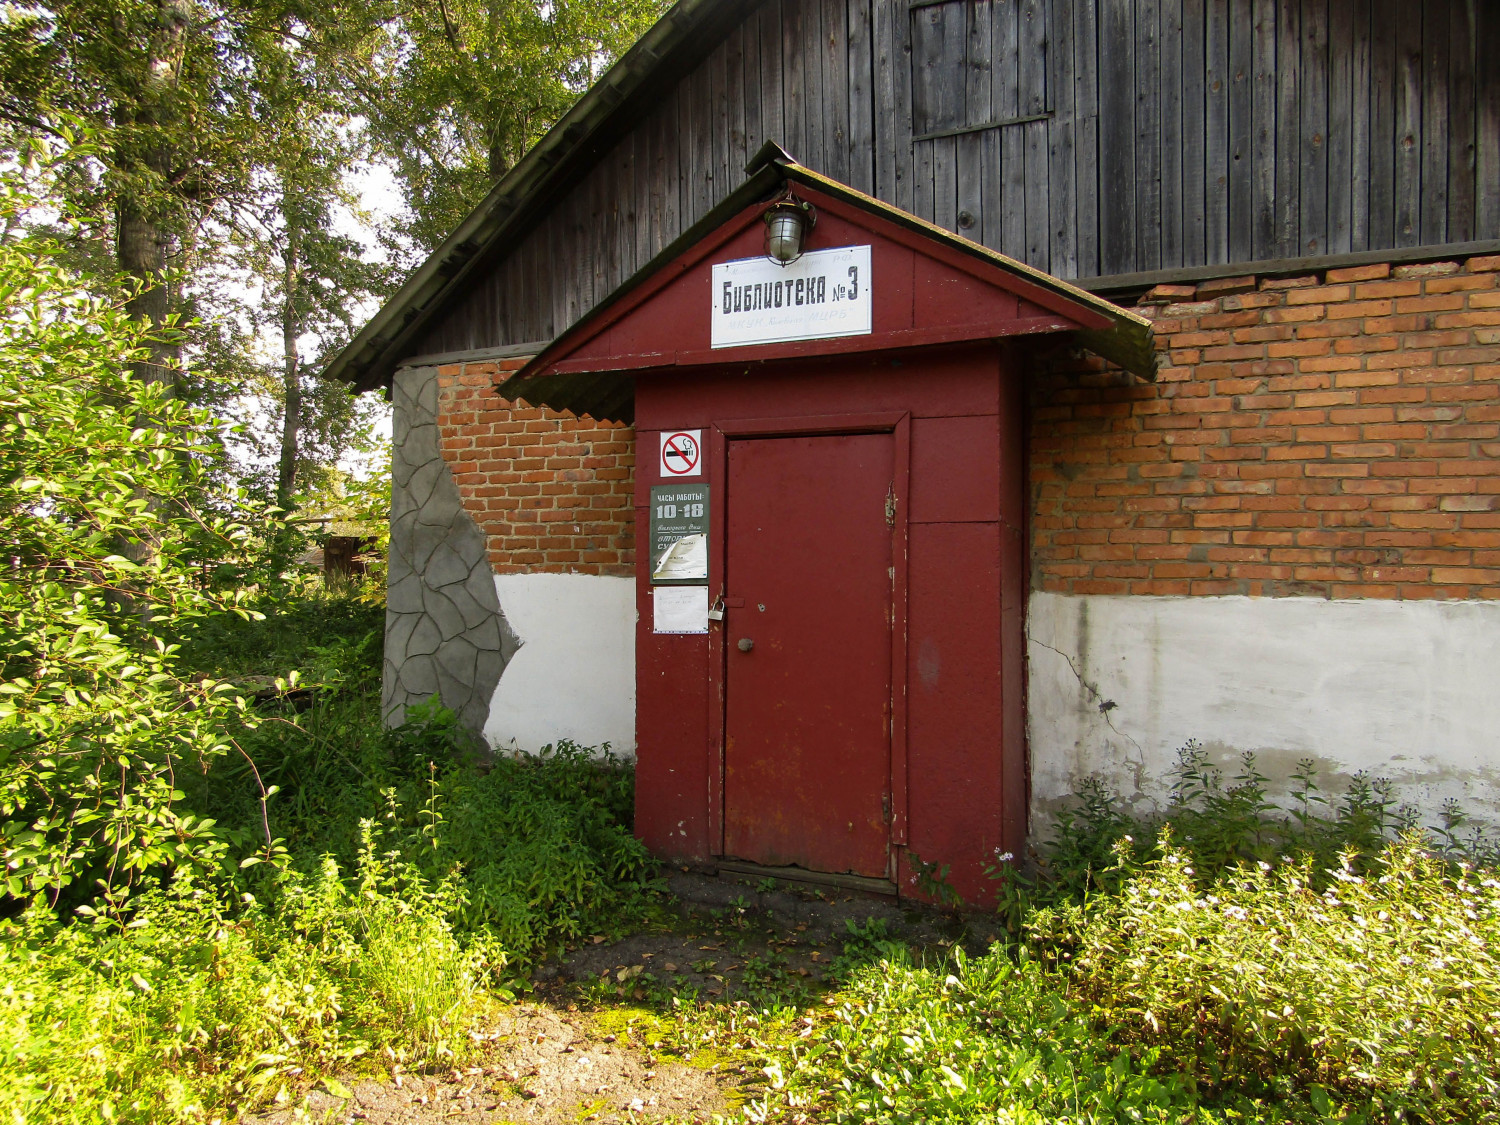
[1031,253,1500,600]
[435,357,635,575]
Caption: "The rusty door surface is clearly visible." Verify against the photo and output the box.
[723,431,894,877]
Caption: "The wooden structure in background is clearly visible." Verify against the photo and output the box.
[332,0,1500,900]
[331,0,1500,387]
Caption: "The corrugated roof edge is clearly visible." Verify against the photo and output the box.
[326,0,765,394]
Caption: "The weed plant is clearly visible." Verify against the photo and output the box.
[1041,835,1500,1122]
[1,830,485,1124]
[743,944,1205,1124]
[1019,742,1493,906]
[975,747,1500,1123]
[368,731,658,957]
[639,752,1500,1124]
[182,587,658,962]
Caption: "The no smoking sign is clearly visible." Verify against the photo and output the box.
[659,429,702,477]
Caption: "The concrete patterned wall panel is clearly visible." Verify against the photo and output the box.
[385,365,519,735]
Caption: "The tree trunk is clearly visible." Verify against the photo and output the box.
[276,230,303,515]
[117,191,176,386]
[114,0,192,389]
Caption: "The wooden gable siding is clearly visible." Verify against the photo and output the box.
[412,0,1499,359]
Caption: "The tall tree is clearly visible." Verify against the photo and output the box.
[226,42,391,515]
[351,0,669,253]
[2,0,390,531]
[0,0,368,369]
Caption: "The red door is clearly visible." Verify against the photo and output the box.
[723,432,894,877]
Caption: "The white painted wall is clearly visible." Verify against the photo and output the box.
[1028,591,1500,833]
[484,574,637,757]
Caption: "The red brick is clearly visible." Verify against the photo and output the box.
[1425,274,1497,294]
[1326,263,1391,283]
[1197,276,1259,298]
[1286,284,1351,305]
[1395,293,1467,313]
[1392,261,1460,278]
[1354,279,1422,299]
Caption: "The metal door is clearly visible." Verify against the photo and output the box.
[723,431,894,877]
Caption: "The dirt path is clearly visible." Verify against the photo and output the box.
[249,1002,726,1124]
[249,870,994,1124]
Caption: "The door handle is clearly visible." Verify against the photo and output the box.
[737,637,755,653]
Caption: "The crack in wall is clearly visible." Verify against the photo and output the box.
[1027,632,1148,788]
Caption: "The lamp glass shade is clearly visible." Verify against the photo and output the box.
[765,209,805,263]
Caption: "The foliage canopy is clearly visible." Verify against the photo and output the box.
[0,145,265,902]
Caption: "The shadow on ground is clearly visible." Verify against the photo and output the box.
[252,868,999,1124]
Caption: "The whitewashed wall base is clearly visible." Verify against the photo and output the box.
[483,574,637,757]
[1027,592,1500,835]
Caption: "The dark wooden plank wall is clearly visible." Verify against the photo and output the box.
[416,0,1499,357]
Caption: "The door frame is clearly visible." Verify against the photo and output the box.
[705,410,912,876]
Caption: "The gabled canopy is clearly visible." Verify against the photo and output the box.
[498,146,1157,424]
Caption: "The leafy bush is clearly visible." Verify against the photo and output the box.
[1030,742,1465,902]
[376,734,657,959]
[0,145,266,903]
[174,587,386,684]
[742,842,1500,1123]
[175,588,391,855]
[745,944,1205,1124]
[200,642,657,963]
[173,584,656,972]
[1041,836,1500,1122]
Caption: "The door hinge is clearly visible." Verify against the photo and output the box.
[882,793,892,824]
[885,486,897,527]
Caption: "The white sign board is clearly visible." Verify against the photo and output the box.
[653,585,709,634]
[711,245,873,349]
[659,429,702,477]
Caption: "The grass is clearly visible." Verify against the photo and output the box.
[6,586,1499,1124]
[560,841,1498,1124]
[2,585,660,1124]
[554,757,1500,1125]
[0,842,490,1123]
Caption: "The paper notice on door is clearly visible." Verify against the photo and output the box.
[653,532,708,583]
[653,585,709,634]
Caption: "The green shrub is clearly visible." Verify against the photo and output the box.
[384,736,657,958]
[0,144,267,904]
[179,593,391,859]
[745,944,1206,1124]
[1028,743,1469,902]
[1042,836,1500,1122]
[213,671,658,964]
[172,587,386,684]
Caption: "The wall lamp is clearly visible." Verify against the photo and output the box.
[764,190,817,265]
